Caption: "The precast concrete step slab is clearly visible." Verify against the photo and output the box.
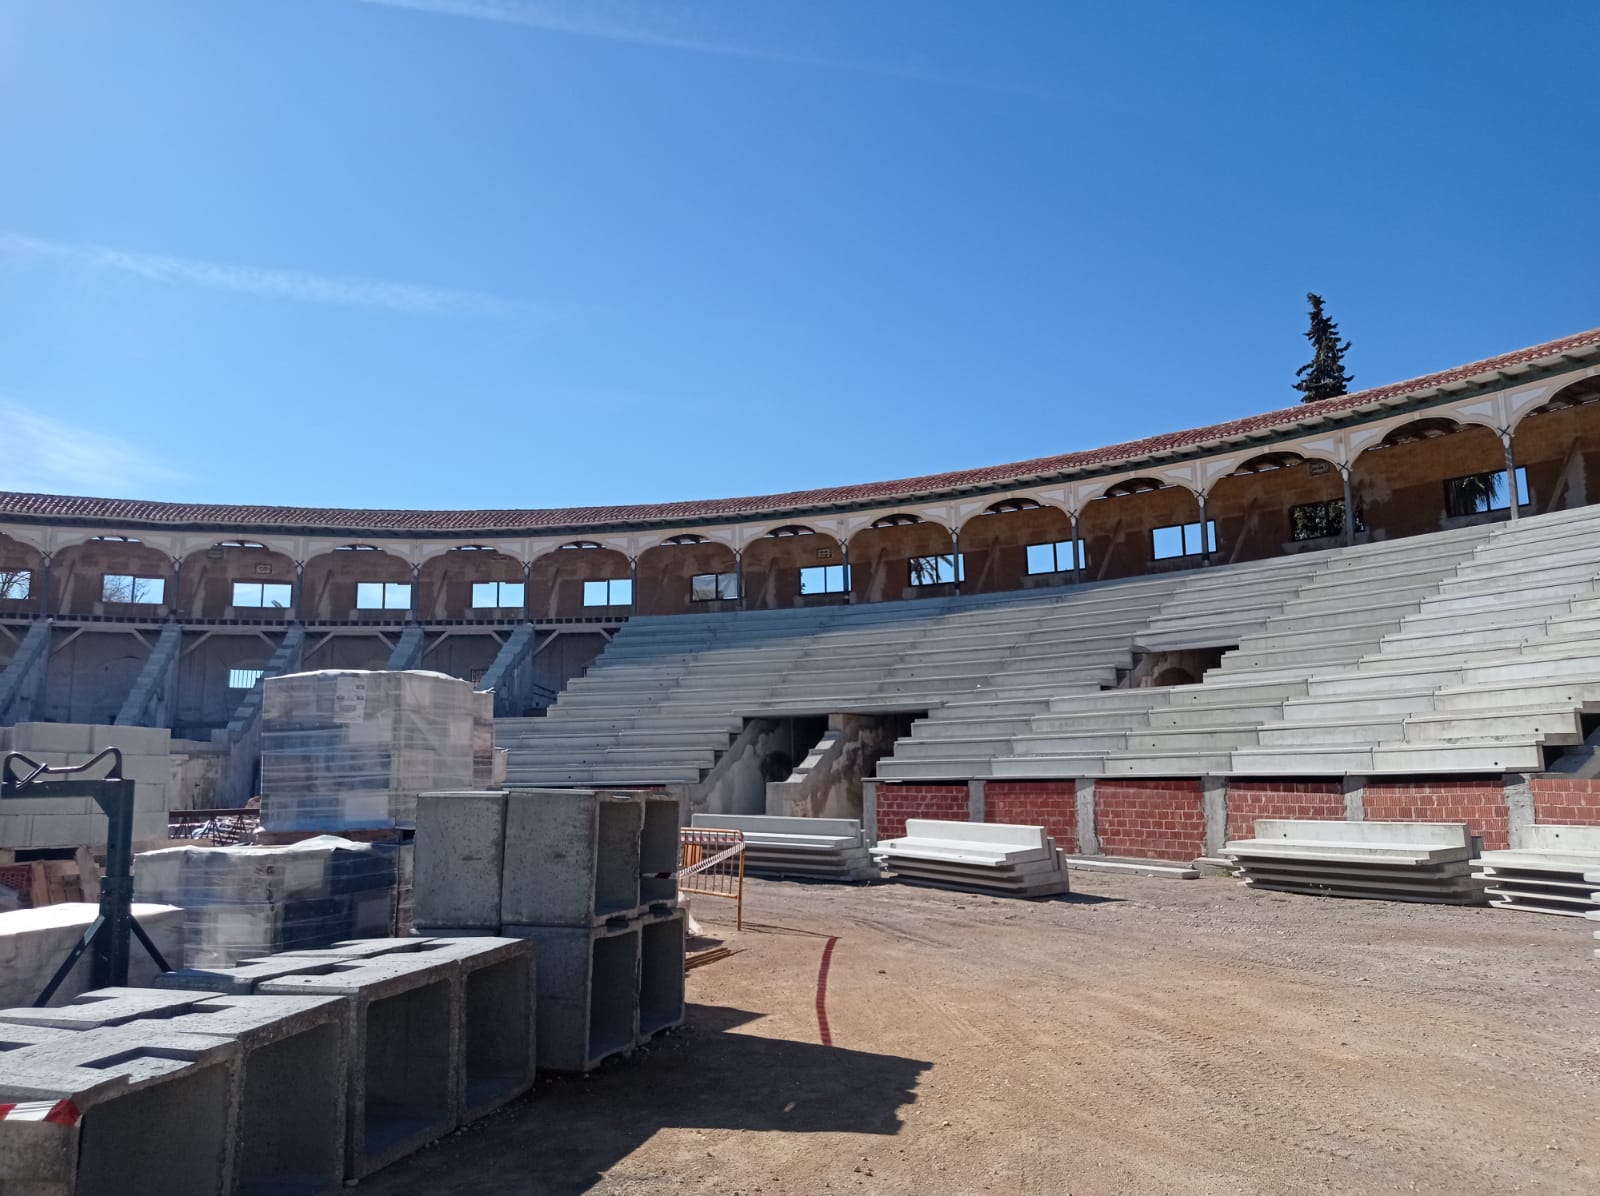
[1224,842,1474,866]
[1473,870,1600,894]
[1233,859,1478,886]
[873,758,995,781]
[1485,896,1596,917]
[1240,877,1486,904]
[1098,751,1234,776]
[1402,710,1583,745]
[1254,718,1405,746]
[1061,855,1200,879]
[1369,741,1545,772]
[985,754,1109,778]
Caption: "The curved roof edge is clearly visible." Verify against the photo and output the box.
[4,325,1598,537]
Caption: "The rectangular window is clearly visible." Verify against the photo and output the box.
[354,581,412,610]
[1151,521,1216,560]
[1024,540,1088,575]
[690,572,740,602]
[0,570,31,600]
[231,581,294,608]
[582,578,633,607]
[471,581,526,608]
[1289,499,1366,541]
[908,554,965,587]
[228,668,265,690]
[1444,467,1530,518]
[102,574,166,604]
[799,564,850,594]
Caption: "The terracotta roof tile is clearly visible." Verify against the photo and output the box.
[3,326,1596,536]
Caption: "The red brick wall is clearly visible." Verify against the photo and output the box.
[875,783,967,841]
[1094,779,1206,862]
[1363,780,1509,851]
[1528,778,1600,826]
[1225,780,1344,842]
[985,781,1077,852]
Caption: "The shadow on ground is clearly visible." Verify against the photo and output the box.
[363,1003,932,1194]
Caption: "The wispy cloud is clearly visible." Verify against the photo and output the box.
[0,231,520,317]
[353,0,994,88]
[0,398,184,495]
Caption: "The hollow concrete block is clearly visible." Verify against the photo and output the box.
[151,993,349,1196]
[413,789,506,930]
[638,912,685,1041]
[259,954,459,1180]
[501,789,643,927]
[502,922,638,1074]
[0,1024,239,1196]
[639,793,682,910]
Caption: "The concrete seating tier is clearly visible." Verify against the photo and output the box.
[1470,825,1600,918]
[499,571,1190,786]
[688,814,878,881]
[1223,820,1484,905]
[879,507,1600,781]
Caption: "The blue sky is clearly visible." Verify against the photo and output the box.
[1,1,1596,510]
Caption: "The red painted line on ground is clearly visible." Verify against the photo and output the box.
[814,935,839,1047]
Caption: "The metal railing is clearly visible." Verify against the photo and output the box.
[676,827,745,931]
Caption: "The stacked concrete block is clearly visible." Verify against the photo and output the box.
[133,837,396,966]
[259,670,478,833]
[1224,820,1484,904]
[690,813,879,881]
[1471,825,1600,917]
[0,723,174,852]
[0,902,182,1008]
[1586,874,1600,960]
[414,786,682,1071]
[0,1022,239,1196]
[260,952,460,1180]
[870,819,1071,897]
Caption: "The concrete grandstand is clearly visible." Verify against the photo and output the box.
[5,325,1600,861]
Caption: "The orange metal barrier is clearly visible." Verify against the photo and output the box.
[677,828,746,931]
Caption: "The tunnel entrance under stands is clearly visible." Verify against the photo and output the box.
[755,711,921,821]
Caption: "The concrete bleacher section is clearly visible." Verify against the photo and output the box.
[687,813,878,881]
[1223,819,1483,904]
[1470,825,1600,917]
[495,570,1193,787]
[870,819,1070,897]
[880,505,1600,781]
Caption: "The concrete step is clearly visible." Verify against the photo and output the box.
[1401,708,1584,744]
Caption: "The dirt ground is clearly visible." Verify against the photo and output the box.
[368,872,1599,1195]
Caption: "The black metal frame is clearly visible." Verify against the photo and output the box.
[1,748,171,1005]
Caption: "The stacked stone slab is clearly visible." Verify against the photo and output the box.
[259,669,478,832]
[1224,819,1483,904]
[869,819,1070,897]
[0,902,181,1008]
[133,836,396,966]
[1586,876,1600,960]
[413,786,685,1073]
[689,813,879,881]
[152,934,534,1183]
[1471,825,1600,917]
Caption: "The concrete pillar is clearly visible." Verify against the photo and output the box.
[1201,775,1228,855]
[522,560,532,620]
[1502,772,1535,847]
[734,549,744,611]
[1341,465,1356,546]
[861,778,878,843]
[1197,493,1211,566]
[629,556,638,610]
[293,561,305,620]
[841,542,852,604]
[951,529,961,596]
[170,555,182,618]
[1069,513,1081,584]
[1074,778,1099,855]
[967,778,985,822]
[1342,774,1366,821]
[38,552,50,616]
[1502,430,1520,522]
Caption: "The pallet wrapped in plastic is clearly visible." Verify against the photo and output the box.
[258,669,479,832]
[133,836,396,967]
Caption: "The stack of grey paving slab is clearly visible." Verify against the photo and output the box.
[413,786,684,1074]
[689,813,879,881]
[1224,819,1484,904]
[869,819,1071,897]
[1585,873,1600,960]
[133,836,396,966]
[1471,825,1600,917]
[154,933,534,1183]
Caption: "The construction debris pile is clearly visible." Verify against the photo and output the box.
[689,813,878,881]
[414,786,685,1073]
[870,819,1071,897]
[1224,820,1483,904]
[1471,824,1600,917]
[133,836,399,967]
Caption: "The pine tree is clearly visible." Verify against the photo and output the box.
[1294,292,1354,403]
